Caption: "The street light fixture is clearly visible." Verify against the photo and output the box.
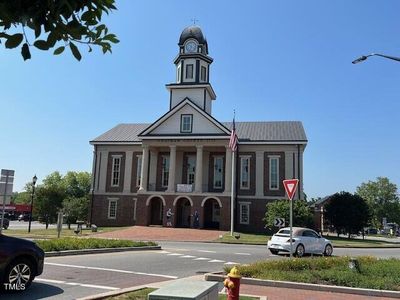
[352,53,400,64]
[28,175,37,233]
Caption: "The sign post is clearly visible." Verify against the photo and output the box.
[0,169,14,234]
[283,179,299,258]
[57,211,63,238]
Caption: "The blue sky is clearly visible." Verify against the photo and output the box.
[1,1,399,199]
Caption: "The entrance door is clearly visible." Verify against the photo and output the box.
[203,198,220,229]
[150,198,163,225]
[176,198,191,227]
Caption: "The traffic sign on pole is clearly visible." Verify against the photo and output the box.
[274,218,285,227]
[283,179,299,200]
[283,178,299,258]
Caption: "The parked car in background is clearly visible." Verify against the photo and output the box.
[18,214,30,222]
[0,215,10,229]
[364,228,378,235]
[0,234,44,291]
[267,227,333,257]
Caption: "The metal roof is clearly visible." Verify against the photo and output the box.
[91,121,307,143]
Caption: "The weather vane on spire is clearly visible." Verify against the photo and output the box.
[191,18,199,25]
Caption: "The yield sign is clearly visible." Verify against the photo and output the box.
[283,179,299,200]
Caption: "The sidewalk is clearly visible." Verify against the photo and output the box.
[94,225,226,242]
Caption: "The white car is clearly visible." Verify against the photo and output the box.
[267,227,333,257]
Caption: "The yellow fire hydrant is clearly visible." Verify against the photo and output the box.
[223,266,241,300]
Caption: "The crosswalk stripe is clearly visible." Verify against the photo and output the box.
[224,262,239,265]
[194,257,210,260]
[208,259,225,263]
[180,255,196,258]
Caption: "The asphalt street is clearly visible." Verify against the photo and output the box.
[3,242,400,300]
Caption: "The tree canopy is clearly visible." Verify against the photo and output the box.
[0,0,118,61]
[356,177,399,227]
[324,191,370,238]
[264,199,313,230]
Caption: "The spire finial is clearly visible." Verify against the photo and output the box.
[191,18,199,25]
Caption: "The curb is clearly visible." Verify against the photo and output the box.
[205,273,400,299]
[45,246,161,257]
[212,241,400,248]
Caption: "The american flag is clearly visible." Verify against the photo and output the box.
[229,117,238,152]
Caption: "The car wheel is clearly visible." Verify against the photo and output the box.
[269,249,279,255]
[5,258,35,289]
[324,244,333,256]
[3,225,8,230]
[295,244,305,257]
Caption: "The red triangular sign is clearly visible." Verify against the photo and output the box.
[283,179,299,200]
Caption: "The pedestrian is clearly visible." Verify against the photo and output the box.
[166,208,173,227]
[193,210,199,229]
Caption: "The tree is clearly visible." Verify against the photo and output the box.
[62,196,89,229]
[0,0,119,61]
[324,192,370,238]
[264,199,313,230]
[356,177,400,227]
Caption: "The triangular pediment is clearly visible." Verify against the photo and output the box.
[139,98,230,138]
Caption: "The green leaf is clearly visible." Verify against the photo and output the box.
[69,42,81,61]
[21,43,31,61]
[53,46,65,55]
[5,33,24,49]
[103,34,119,43]
[34,40,50,50]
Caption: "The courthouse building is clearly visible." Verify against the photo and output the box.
[89,25,307,233]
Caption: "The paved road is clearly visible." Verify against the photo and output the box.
[6,221,62,230]
[3,242,400,300]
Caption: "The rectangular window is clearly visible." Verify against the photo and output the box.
[177,65,181,83]
[269,157,279,190]
[181,114,193,133]
[213,156,224,189]
[186,155,196,184]
[161,155,170,187]
[111,155,122,186]
[240,156,250,189]
[239,202,250,224]
[108,199,117,219]
[201,66,206,81]
[186,64,193,79]
[136,155,142,187]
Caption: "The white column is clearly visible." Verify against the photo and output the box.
[195,145,203,193]
[255,150,264,197]
[123,151,133,193]
[138,145,149,192]
[225,146,232,193]
[167,145,176,192]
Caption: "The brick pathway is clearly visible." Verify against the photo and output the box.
[94,225,226,242]
[239,284,397,300]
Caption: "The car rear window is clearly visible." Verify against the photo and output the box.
[275,229,290,236]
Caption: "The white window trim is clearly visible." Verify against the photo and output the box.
[239,202,250,225]
[177,65,181,83]
[108,198,118,219]
[161,155,169,188]
[181,114,192,133]
[213,155,224,189]
[240,155,251,190]
[136,155,142,187]
[111,155,122,187]
[269,156,280,190]
[201,66,207,82]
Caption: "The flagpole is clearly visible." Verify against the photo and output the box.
[230,149,235,236]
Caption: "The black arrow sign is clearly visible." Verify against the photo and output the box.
[274,218,285,227]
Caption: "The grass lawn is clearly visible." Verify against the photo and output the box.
[104,288,257,300]
[216,232,400,248]
[229,256,400,290]
[4,226,129,239]
[35,237,157,252]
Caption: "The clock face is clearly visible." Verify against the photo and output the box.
[185,41,197,53]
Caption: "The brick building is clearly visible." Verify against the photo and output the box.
[89,25,308,233]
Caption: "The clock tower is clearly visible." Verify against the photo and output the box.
[166,25,216,115]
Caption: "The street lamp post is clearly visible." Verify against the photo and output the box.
[28,175,37,233]
[352,53,400,64]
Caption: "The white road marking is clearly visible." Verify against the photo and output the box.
[194,257,210,260]
[197,250,216,253]
[224,262,239,265]
[44,262,178,279]
[35,278,119,291]
[234,252,251,256]
[167,253,183,256]
[180,255,196,258]
[159,251,170,254]
[208,259,225,263]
